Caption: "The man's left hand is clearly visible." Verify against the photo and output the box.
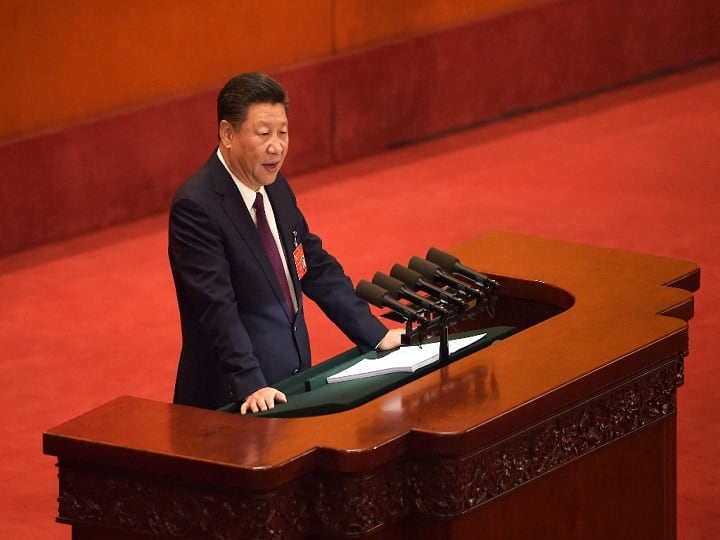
[377,328,405,351]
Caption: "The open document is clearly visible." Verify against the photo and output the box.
[327,333,486,383]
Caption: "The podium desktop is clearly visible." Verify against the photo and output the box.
[219,328,514,418]
[43,232,699,539]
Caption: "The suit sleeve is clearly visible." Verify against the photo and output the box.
[290,207,388,352]
[169,196,267,400]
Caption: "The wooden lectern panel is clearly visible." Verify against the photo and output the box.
[43,232,699,539]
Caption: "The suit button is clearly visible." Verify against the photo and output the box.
[292,368,299,375]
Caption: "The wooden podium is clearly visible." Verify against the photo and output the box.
[43,232,699,539]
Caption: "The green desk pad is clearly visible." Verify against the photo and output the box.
[221,326,515,418]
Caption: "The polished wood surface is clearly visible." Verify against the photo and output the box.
[44,232,699,538]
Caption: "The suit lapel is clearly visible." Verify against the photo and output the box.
[209,154,297,321]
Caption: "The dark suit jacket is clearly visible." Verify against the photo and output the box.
[169,151,387,409]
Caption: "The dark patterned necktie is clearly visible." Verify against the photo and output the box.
[253,192,294,315]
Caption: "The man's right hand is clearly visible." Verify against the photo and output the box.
[240,387,288,415]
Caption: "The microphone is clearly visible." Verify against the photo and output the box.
[426,248,500,290]
[372,272,451,316]
[390,264,467,307]
[408,256,484,298]
[356,280,429,323]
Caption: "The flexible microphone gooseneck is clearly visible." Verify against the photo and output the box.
[426,247,500,290]
[408,256,484,298]
[390,264,467,307]
[356,279,429,324]
[372,272,450,315]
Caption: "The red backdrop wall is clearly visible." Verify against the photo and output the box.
[0,0,539,140]
[0,0,718,256]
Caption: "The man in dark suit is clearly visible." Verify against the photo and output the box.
[169,73,402,413]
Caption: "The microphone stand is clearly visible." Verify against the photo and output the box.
[400,293,487,365]
[389,262,501,365]
[439,324,450,366]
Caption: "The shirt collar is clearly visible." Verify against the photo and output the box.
[216,147,266,214]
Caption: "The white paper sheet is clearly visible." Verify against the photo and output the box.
[327,333,486,383]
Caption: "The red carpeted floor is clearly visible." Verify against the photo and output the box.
[1,62,718,539]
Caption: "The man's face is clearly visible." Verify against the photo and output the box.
[220,103,289,191]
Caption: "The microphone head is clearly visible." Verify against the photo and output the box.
[390,264,423,290]
[408,256,441,280]
[426,247,459,272]
[372,272,404,298]
[356,279,389,308]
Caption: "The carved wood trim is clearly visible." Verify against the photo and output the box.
[408,351,684,518]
